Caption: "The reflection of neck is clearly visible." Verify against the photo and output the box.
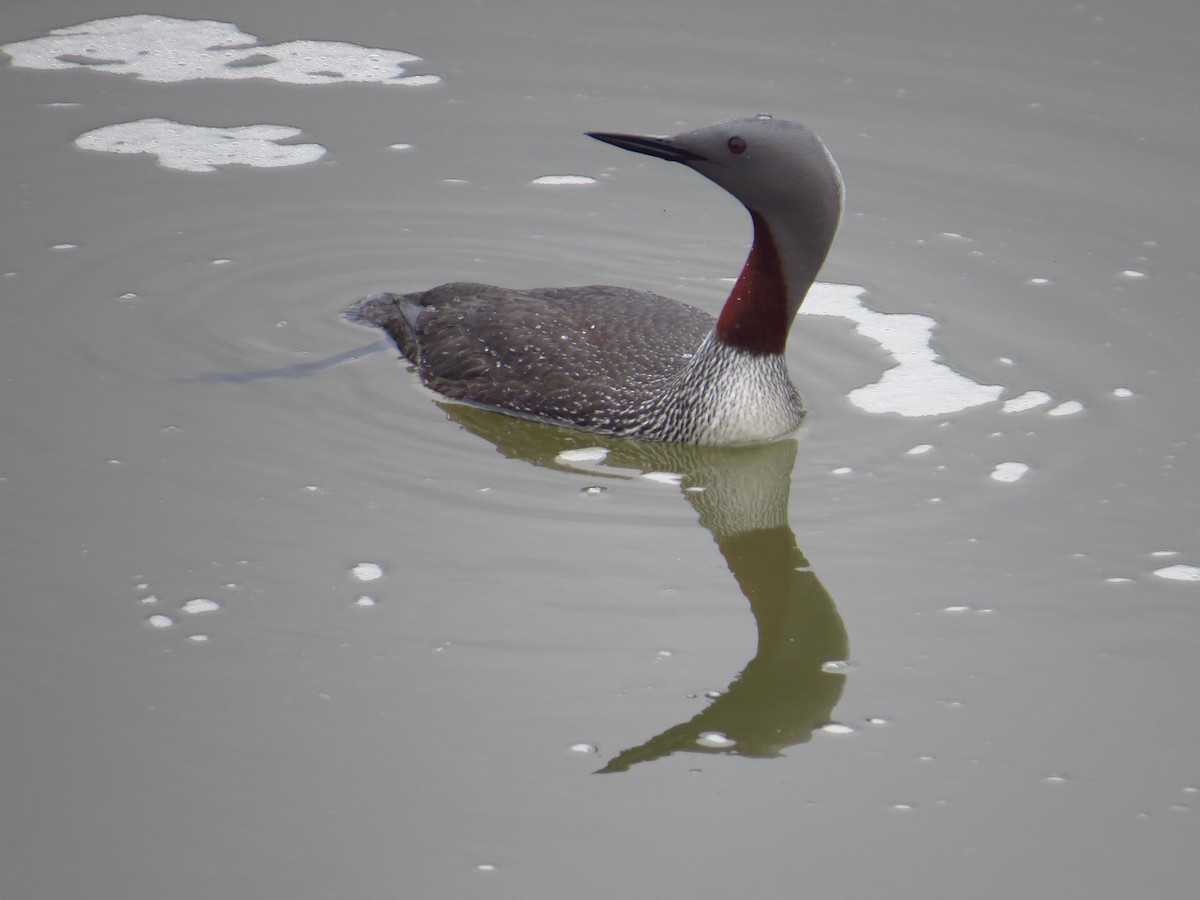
[598,523,848,774]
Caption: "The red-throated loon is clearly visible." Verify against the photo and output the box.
[351,114,843,444]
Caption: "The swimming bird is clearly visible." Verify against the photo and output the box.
[351,114,843,444]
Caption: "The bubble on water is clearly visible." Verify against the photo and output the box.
[146,614,174,629]
[118,292,139,301]
[1027,277,1051,285]
[907,444,934,455]
[891,803,915,811]
[696,731,736,749]
[990,461,1030,483]
[181,598,220,614]
[1153,565,1200,582]
[52,243,78,250]
[1047,400,1084,416]
[568,743,598,754]
[351,562,383,581]
[943,605,972,613]
[187,634,209,642]
[1112,387,1135,398]
[1120,269,1146,279]
[704,690,723,699]
[821,722,855,735]
[388,142,413,150]
[831,466,853,475]
[353,595,377,607]
[531,174,596,186]
[475,863,497,872]
[1105,577,1133,583]
[210,258,233,266]
[139,594,159,605]
[1150,550,1178,557]
[1042,773,1070,783]
[865,716,891,726]
[1003,390,1052,412]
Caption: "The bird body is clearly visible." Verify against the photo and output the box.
[352,114,843,444]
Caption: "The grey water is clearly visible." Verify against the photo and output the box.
[2,1,1198,898]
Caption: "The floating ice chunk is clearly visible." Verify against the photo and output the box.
[1,15,438,86]
[642,471,683,486]
[802,283,1002,416]
[75,119,326,172]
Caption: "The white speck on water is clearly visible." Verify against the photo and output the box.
[696,731,736,749]
[1042,773,1070,783]
[1027,277,1051,285]
[580,485,607,495]
[1151,550,1178,557]
[991,461,1030,483]
[181,598,220,614]
[943,605,972,613]
[997,356,1015,366]
[139,595,159,605]
[1047,400,1084,416]
[865,716,891,726]
[531,174,596,185]
[822,722,855,735]
[1153,565,1200,582]
[568,743,598,754]
[118,292,139,301]
[388,142,413,150]
[556,447,609,464]
[907,444,934,455]
[351,562,383,582]
[1003,390,1053,412]
[475,863,497,872]
[642,471,683,486]
[52,243,78,250]
[891,803,915,811]
[353,595,377,607]
[1121,269,1147,279]
[1112,387,1135,398]
[801,283,1002,416]
[821,659,856,673]
[704,690,723,699]
[146,614,174,629]
[831,466,853,475]
[187,634,209,642]
[1106,577,1133,583]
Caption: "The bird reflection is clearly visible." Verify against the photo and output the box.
[441,404,849,773]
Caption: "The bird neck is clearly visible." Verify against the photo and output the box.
[714,210,818,356]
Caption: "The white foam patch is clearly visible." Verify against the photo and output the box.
[1,15,439,86]
[990,461,1030,483]
[1003,390,1053,413]
[75,118,326,172]
[802,283,1003,416]
[531,175,597,186]
[1153,565,1200,582]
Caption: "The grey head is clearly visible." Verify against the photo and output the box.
[588,114,844,312]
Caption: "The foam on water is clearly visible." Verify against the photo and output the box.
[1,15,438,86]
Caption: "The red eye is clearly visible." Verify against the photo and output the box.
[727,136,747,155]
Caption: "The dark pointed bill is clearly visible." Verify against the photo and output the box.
[586,131,707,164]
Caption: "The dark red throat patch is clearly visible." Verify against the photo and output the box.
[715,211,788,355]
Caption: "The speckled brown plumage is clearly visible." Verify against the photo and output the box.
[353,283,714,432]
